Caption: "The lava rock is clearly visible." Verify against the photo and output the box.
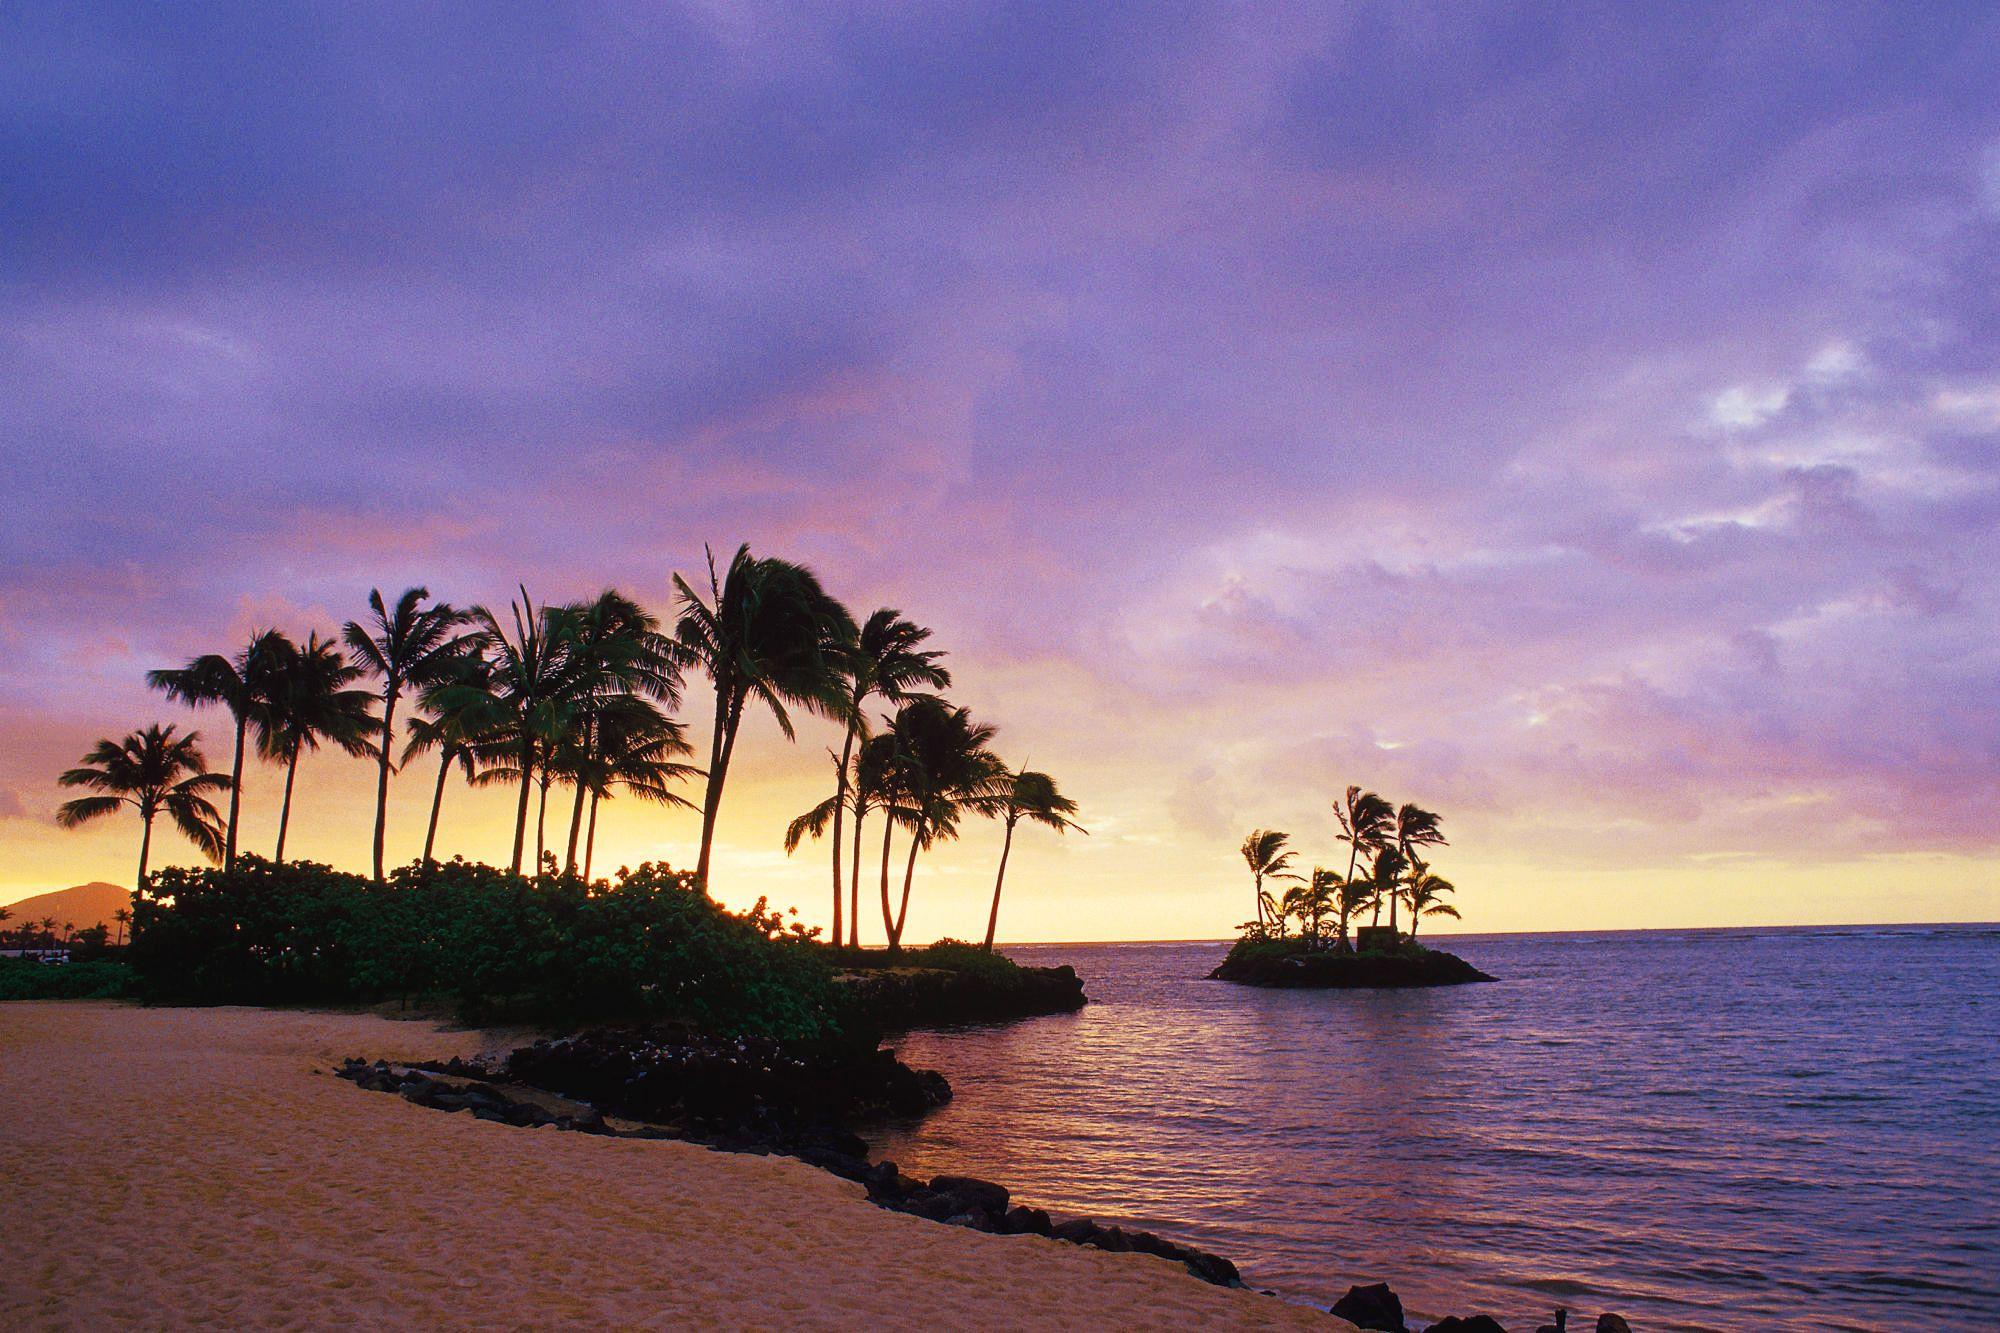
[1594,1318,1630,1333]
[930,1175,1009,1214]
[1425,1318,1508,1333]
[1330,1282,1407,1332]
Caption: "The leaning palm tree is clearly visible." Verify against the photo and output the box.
[674,544,857,890]
[1333,787,1395,924]
[56,724,229,890]
[1387,803,1447,935]
[402,654,499,863]
[454,589,582,874]
[1404,857,1459,939]
[982,768,1083,951]
[1334,874,1375,953]
[1366,845,1409,943]
[823,609,950,946]
[1240,829,1301,932]
[344,586,466,880]
[148,629,294,869]
[261,633,378,864]
[878,698,1005,951]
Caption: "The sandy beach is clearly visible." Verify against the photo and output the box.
[0,1002,1325,1330]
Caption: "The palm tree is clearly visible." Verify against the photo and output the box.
[1295,867,1343,948]
[674,544,857,890]
[402,654,498,864]
[148,629,293,869]
[261,633,378,863]
[1387,803,1447,935]
[1240,830,1301,932]
[982,768,1083,951]
[56,724,229,890]
[455,589,582,874]
[1405,857,1459,939]
[112,907,132,947]
[824,609,950,946]
[577,708,701,882]
[1365,845,1409,945]
[1334,875,1375,952]
[878,698,1005,951]
[343,587,466,880]
[1333,787,1395,925]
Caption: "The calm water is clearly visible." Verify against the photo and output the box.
[870,927,2000,1331]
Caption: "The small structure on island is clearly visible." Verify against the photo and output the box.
[1353,925,1398,953]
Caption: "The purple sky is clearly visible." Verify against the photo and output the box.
[5,4,1997,934]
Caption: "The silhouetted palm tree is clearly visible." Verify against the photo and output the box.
[577,708,700,882]
[113,906,132,947]
[456,589,581,874]
[878,698,1005,951]
[402,654,498,863]
[1387,803,1447,935]
[1297,866,1343,947]
[344,587,466,880]
[1240,829,1301,932]
[1333,787,1394,925]
[982,768,1082,951]
[148,630,293,869]
[825,609,950,945]
[1334,874,1374,952]
[1405,857,1459,939]
[262,633,378,864]
[1365,845,1409,944]
[674,544,856,890]
[56,724,229,890]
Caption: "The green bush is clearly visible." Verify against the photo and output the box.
[1218,934,1430,970]
[816,937,1026,983]
[131,857,839,1039]
[0,957,137,1001]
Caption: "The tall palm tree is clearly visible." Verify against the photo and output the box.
[1334,875,1375,953]
[148,629,293,869]
[1405,857,1459,940]
[401,654,498,864]
[1333,787,1395,925]
[1387,803,1447,935]
[454,589,582,874]
[1366,845,1409,943]
[56,724,229,890]
[982,768,1083,951]
[1240,829,1301,932]
[674,544,856,890]
[549,591,684,876]
[577,708,701,881]
[261,633,378,864]
[825,609,950,946]
[343,586,466,880]
[878,698,1005,951]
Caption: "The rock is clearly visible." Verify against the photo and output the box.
[1087,1226,1132,1254]
[1534,1312,1568,1333]
[1049,1217,1099,1245]
[899,1192,964,1222]
[999,1206,1052,1237]
[929,1174,1009,1214]
[1329,1282,1407,1332]
[1594,1318,1629,1333]
[1425,1318,1507,1333]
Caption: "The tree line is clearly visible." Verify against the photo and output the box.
[1239,786,1460,948]
[54,544,1083,952]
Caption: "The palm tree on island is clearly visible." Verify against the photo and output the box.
[674,544,856,891]
[1386,802,1447,935]
[343,586,466,880]
[56,724,229,890]
[982,767,1083,951]
[1240,829,1301,932]
[148,629,293,869]
[1404,858,1459,939]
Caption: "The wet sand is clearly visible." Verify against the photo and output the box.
[0,1002,1325,1330]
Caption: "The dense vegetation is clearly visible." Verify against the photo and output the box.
[129,857,841,1038]
[55,546,1084,960]
[0,957,136,1001]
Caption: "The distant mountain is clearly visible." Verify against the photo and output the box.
[1,882,132,933]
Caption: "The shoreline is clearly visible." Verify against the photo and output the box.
[0,1001,1325,1330]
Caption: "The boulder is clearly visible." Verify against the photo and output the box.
[1330,1282,1407,1332]
[999,1206,1053,1237]
[1049,1217,1099,1245]
[929,1174,1009,1214]
[1594,1318,1630,1333]
[1424,1319,1507,1333]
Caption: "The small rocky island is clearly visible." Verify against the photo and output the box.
[1210,939,1495,989]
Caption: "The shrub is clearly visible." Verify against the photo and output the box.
[0,957,137,1001]
[132,856,840,1039]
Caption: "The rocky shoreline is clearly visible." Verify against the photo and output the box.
[835,961,1087,1030]
[1210,947,1495,989]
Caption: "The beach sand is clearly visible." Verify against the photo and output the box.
[0,1002,1327,1329]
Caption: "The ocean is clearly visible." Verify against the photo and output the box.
[869,926,1999,1331]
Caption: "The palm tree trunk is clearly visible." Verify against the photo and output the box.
[564,778,588,875]
[848,803,865,947]
[894,826,921,947]
[225,711,247,870]
[1253,871,1264,929]
[829,723,856,947]
[982,818,1017,952]
[136,811,154,893]
[423,751,450,862]
[1388,879,1399,936]
[509,743,534,874]
[694,687,734,888]
[274,748,300,863]
[878,817,897,950]
[535,776,550,874]
[371,684,397,881]
[583,790,600,882]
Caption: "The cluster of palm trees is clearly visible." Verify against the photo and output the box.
[53,544,1084,952]
[1240,787,1460,948]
